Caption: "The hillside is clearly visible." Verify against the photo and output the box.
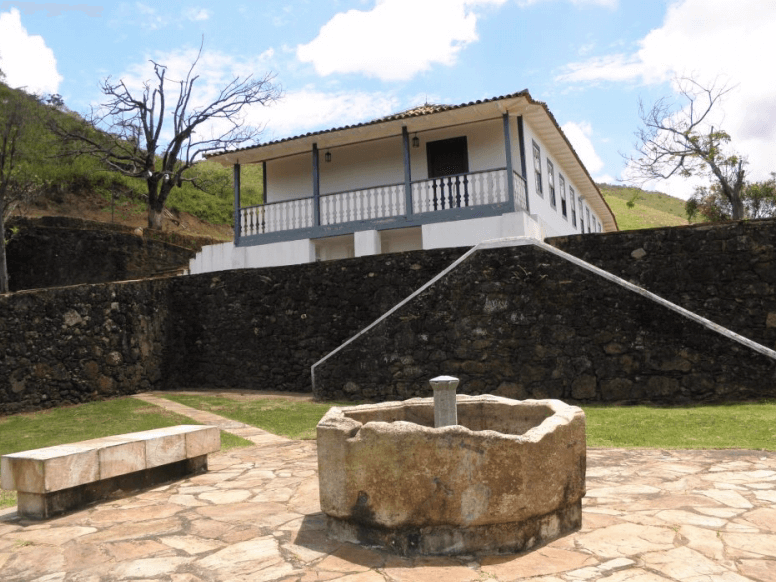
[598,183,698,231]
[2,80,264,246]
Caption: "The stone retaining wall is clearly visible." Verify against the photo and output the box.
[0,249,466,415]
[6,217,196,291]
[163,249,468,392]
[0,279,171,415]
[4,219,776,415]
[549,219,776,350]
[312,243,776,403]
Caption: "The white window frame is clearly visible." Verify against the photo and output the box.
[558,173,567,219]
[532,141,543,198]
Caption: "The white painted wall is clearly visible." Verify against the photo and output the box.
[421,211,543,250]
[381,227,422,253]
[315,235,355,262]
[320,137,404,195]
[354,230,381,257]
[520,120,602,237]
[188,239,316,274]
[265,154,312,203]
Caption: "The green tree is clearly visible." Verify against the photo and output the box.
[627,77,747,219]
[55,42,280,230]
[686,174,776,222]
[0,79,50,293]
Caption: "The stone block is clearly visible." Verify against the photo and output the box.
[122,427,187,468]
[185,426,221,457]
[2,443,99,493]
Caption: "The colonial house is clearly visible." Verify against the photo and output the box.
[190,90,617,273]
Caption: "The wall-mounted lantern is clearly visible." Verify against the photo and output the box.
[412,133,420,148]
[325,150,332,163]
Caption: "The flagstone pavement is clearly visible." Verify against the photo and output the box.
[0,392,774,581]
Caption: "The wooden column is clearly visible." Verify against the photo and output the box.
[233,162,241,243]
[402,126,413,216]
[312,143,321,227]
[502,113,515,209]
[517,115,530,213]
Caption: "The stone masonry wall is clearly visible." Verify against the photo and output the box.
[6,217,195,291]
[162,249,468,392]
[5,219,776,415]
[312,244,776,403]
[0,279,172,415]
[0,249,467,415]
[549,219,776,350]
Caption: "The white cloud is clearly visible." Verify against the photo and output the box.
[296,0,507,82]
[561,121,604,174]
[0,8,62,94]
[518,0,617,7]
[557,0,776,196]
[252,88,401,140]
[184,7,211,22]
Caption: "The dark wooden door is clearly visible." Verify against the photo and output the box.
[426,137,469,178]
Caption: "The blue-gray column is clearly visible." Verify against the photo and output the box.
[502,113,515,209]
[312,143,321,227]
[517,115,530,213]
[402,126,413,217]
[233,162,241,243]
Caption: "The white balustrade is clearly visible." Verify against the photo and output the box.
[239,198,313,236]
[320,184,405,226]
[238,169,522,237]
[412,169,508,214]
[513,172,528,211]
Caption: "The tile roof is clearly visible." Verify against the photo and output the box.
[205,90,533,159]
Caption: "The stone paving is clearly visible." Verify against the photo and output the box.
[0,394,773,581]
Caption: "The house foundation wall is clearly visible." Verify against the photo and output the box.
[4,219,776,415]
[312,243,776,403]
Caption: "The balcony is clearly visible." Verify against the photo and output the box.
[236,168,528,246]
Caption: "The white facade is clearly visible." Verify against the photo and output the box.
[192,91,616,275]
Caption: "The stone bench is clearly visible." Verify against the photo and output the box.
[1,425,220,519]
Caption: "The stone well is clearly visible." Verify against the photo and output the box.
[316,395,586,555]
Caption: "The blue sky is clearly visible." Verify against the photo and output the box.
[0,0,773,200]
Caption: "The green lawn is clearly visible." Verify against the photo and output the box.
[0,397,252,509]
[156,393,351,440]
[584,401,776,450]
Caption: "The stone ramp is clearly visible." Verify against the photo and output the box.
[1,437,774,581]
[133,392,290,447]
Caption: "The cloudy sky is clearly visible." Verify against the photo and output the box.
[0,0,773,199]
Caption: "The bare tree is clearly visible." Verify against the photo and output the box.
[0,81,46,293]
[627,77,747,219]
[57,42,280,229]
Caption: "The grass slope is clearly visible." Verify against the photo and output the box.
[599,183,700,231]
